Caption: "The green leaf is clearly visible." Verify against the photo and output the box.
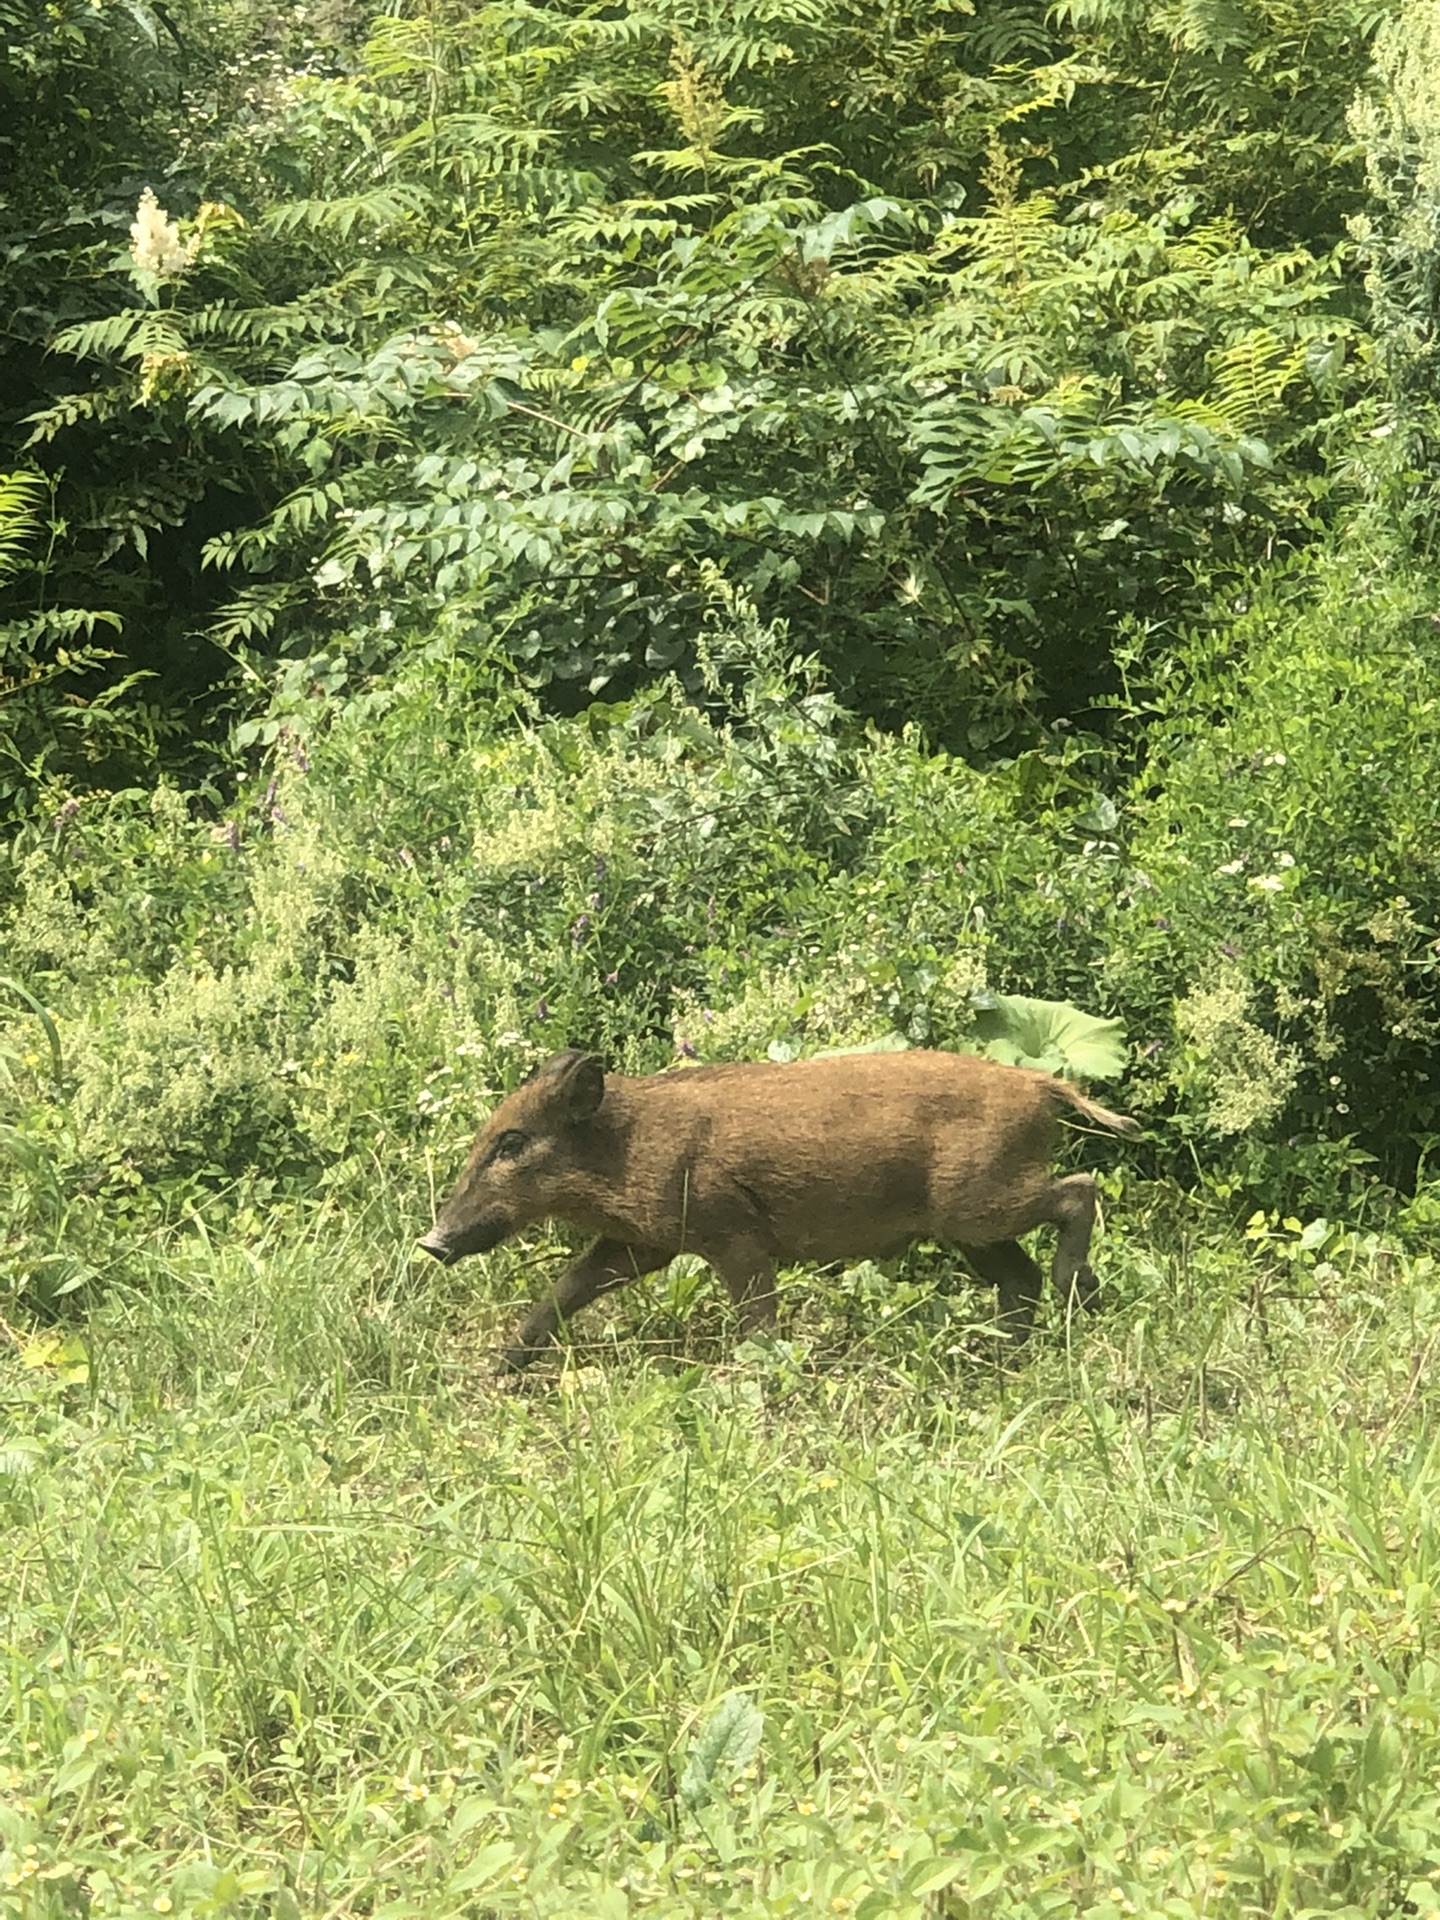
[904,1855,967,1896]
[679,1691,764,1811]
[444,1842,517,1893]
[0,977,63,1082]
[0,1435,47,1476]
[1361,1716,1401,1788]
[21,1333,91,1384]
[0,471,46,583]
[969,993,1128,1081]
[51,1752,103,1797]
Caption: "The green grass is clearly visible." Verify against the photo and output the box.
[5,1189,1440,1919]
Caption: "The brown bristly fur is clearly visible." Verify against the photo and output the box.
[419,1048,1137,1370]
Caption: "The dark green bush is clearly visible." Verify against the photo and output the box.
[1,0,1386,807]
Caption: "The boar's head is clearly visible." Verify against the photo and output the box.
[417,1049,606,1265]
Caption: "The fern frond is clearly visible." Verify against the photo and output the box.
[388,113,553,171]
[268,482,348,541]
[185,305,322,347]
[13,606,123,643]
[1171,0,1260,59]
[51,312,148,361]
[22,389,124,448]
[1205,328,1307,432]
[208,582,302,647]
[263,185,435,242]
[0,471,45,585]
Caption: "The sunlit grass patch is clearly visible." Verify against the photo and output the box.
[4,1206,1440,1914]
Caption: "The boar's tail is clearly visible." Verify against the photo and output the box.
[1052,1080,1140,1137]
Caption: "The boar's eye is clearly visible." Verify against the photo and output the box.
[491,1129,528,1163]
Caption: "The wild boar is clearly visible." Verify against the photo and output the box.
[418,1047,1137,1371]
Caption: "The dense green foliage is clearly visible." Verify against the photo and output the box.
[1,0,1387,774]
[7,0,1440,1913]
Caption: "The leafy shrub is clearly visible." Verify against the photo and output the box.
[1172,971,1301,1139]
[1106,554,1440,1192]
[2,0,1385,799]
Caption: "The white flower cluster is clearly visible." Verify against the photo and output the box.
[129,189,193,280]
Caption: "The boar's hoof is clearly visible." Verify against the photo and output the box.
[496,1286,585,1370]
[1064,1264,1100,1313]
[495,1338,550,1376]
[495,1300,566,1374]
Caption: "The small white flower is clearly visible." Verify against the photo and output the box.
[1276,852,1295,869]
[1249,873,1285,893]
[129,188,193,279]
[1216,859,1245,876]
[1262,751,1287,766]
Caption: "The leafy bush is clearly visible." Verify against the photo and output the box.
[0,0,1386,804]
[1104,554,1440,1193]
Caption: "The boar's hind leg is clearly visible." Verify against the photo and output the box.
[1043,1173,1100,1312]
[962,1241,1044,1342]
[958,1175,1101,1349]
[501,1239,673,1373]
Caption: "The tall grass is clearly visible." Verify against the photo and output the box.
[5,1195,1440,1917]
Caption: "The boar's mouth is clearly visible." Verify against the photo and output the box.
[417,1216,510,1264]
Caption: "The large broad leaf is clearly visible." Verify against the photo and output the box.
[679,1691,764,1812]
[969,992,1127,1081]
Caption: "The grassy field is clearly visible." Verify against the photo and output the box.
[5,1183,1440,1919]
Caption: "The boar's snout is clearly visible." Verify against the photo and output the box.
[417,1215,509,1264]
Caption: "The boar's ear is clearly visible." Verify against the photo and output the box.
[538,1049,606,1122]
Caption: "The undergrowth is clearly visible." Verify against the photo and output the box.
[5,1188,1440,1917]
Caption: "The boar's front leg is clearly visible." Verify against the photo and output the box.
[501,1238,674,1373]
[710,1240,780,1342]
